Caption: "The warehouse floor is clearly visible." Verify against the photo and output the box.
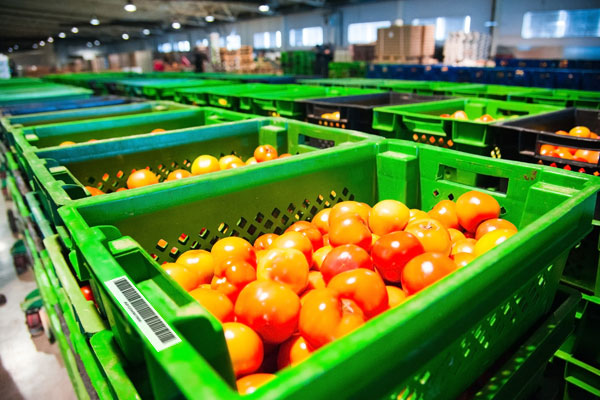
[0,197,76,400]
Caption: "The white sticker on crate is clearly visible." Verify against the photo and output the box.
[105,276,181,352]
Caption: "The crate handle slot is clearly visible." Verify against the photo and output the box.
[438,164,509,194]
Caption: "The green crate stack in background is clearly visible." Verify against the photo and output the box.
[328,62,367,78]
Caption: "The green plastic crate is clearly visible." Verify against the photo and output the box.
[174,84,287,111]
[12,105,251,155]
[372,98,562,155]
[509,89,600,109]
[116,79,234,100]
[57,139,598,400]
[23,118,377,228]
[381,81,479,96]
[446,84,548,101]
[248,86,384,118]
[0,85,93,105]
[298,78,392,88]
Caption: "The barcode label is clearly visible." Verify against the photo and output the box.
[105,276,181,352]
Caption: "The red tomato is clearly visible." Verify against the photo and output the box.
[368,199,410,235]
[236,374,276,395]
[253,233,278,251]
[474,218,517,240]
[327,269,388,319]
[235,280,300,344]
[401,252,457,295]
[456,191,501,232]
[254,145,278,162]
[80,285,94,302]
[428,200,459,230]
[85,186,104,196]
[298,289,345,348]
[320,244,373,283]
[328,214,372,251]
[223,322,264,377]
[277,334,313,369]
[370,231,424,283]
[404,218,452,256]
[189,288,234,322]
[256,248,309,294]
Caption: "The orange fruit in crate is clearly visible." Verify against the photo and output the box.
[126,169,159,189]
[475,218,517,240]
[211,237,256,275]
[312,208,331,235]
[246,157,258,165]
[386,285,407,308]
[253,233,278,251]
[453,252,476,268]
[176,249,214,284]
[166,169,191,181]
[451,110,468,120]
[236,374,276,395]
[151,128,166,133]
[277,334,314,369]
[59,141,76,146]
[161,262,200,292]
[189,287,234,322]
[552,147,574,160]
[574,149,600,164]
[256,248,309,294]
[223,322,264,377]
[555,130,569,136]
[474,229,517,256]
[85,186,104,196]
[405,218,452,256]
[451,238,477,256]
[191,155,220,175]
[456,191,500,232]
[478,114,495,122]
[368,199,410,236]
[539,144,556,156]
[329,201,371,225]
[401,252,456,295]
[271,231,314,265]
[219,155,244,170]
[428,199,459,230]
[254,145,278,162]
[569,126,591,138]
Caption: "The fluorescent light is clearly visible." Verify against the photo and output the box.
[39,40,45,46]
[205,15,215,22]
[8,48,13,53]
[90,17,100,25]
[94,40,101,46]
[58,32,66,38]
[142,28,150,35]
[259,4,270,12]
[122,33,130,40]
[86,42,93,48]
[71,27,79,33]
[47,37,54,43]
[14,44,19,50]
[172,21,181,29]
[32,43,38,49]
[124,0,136,12]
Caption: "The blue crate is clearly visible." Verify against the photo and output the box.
[555,70,583,89]
[582,71,600,91]
[367,64,386,79]
[0,96,132,116]
[530,69,556,88]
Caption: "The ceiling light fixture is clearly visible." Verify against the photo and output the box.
[32,43,38,49]
[14,44,19,50]
[124,0,136,12]
[122,33,130,40]
[259,4,270,12]
[71,27,79,33]
[58,32,66,38]
[205,15,215,22]
[8,48,13,53]
[94,40,101,46]
[90,17,100,25]
[172,21,181,29]
[142,28,150,35]
[86,42,93,48]
[47,37,54,43]
[39,40,46,46]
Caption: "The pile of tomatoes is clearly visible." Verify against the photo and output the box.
[159,191,517,395]
[85,144,290,196]
[439,111,496,122]
[538,126,599,165]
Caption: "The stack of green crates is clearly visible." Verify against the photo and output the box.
[281,51,315,75]
[328,62,367,78]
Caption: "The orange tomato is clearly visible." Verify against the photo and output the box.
[474,228,517,256]
[386,285,407,308]
[246,157,258,165]
[223,259,257,288]
[539,144,556,156]
[552,147,574,159]
[574,149,600,164]
[405,218,452,256]
[223,322,264,377]
[451,238,477,256]
[401,252,457,295]
[328,268,388,319]
[311,245,332,270]
[254,145,278,162]
[428,200,459,230]
[59,141,76,146]
[453,252,476,268]
[85,186,104,196]
[313,208,331,235]
[220,155,244,170]
[320,244,373,283]
[256,248,309,294]
[235,280,300,344]
[329,201,371,225]
[236,373,276,395]
[409,209,429,223]
[211,237,256,275]
[298,289,344,348]
[371,231,424,283]
[475,218,517,240]
[115,188,127,192]
[166,169,191,181]
[328,215,372,251]
[161,263,199,292]
[211,275,241,304]
[253,233,278,251]
[447,228,466,244]
[368,199,410,235]
[279,153,292,159]
[277,334,313,369]
[270,231,313,264]
[569,126,591,138]
[555,130,569,136]
[451,110,468,120]
[191,155,220,175]
[151,128,166,133]
[286,221,323,251]
[189,287,234,322]
[478,114,495,122]
[591,132,599,139]
[456,191,501,232]
[176,249,214,285]
[126,169,159,189]
[307,270,326,291]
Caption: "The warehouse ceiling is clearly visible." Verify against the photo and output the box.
[0,0,359,51]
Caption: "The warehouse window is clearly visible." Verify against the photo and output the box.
[174,41,190,52]
[289,27,323,47]
[195,39,209,47]
[347,21,391,44]
[521,9,600,38]
[412,16,471,41]
[226,34,241,50]
[158,42,173,53]
[253,31,282,49]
